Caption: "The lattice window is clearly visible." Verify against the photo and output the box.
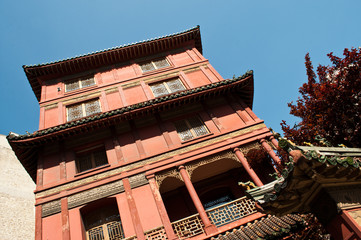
[140,58,170,73]
[65,77,95,92]
[150,78,186,97]
[67,99,101,121]
[174,116,209,141]
[76,148,108,173]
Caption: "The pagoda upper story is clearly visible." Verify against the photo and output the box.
[23,26,240,130]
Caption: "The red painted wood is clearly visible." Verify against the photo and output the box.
[123,178,146,240]
[147,176,177,239]
[260,139,282,166]
[178,165,218,235]
[61,197,71,240]
[233,148,263,187]
[35,205,42,240]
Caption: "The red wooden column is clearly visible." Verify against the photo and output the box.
[260,139,282,166]
[35,205,42,240]
[269,136,279,149]
[233,148,263,187]
[178,165,218,235]
[147,175,177,240]
[123,178,146,240]
[61,197,71,240]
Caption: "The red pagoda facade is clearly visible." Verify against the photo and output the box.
[9,26,313,240]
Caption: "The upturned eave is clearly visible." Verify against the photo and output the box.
[23,26,202,101]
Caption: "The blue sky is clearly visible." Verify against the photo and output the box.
[1,0,360,136]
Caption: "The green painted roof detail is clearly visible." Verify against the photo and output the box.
[8,70,253,141]
[247,137,361,205]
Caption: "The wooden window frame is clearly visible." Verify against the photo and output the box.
[66,99,101,122]
[75,146,108,173]
[149,78,186,97]
[65,76,96,93]
[139,57,171,73]
[174,116,210,142]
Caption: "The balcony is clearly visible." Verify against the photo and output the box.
[171,197,257,239]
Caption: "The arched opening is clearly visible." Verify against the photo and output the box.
[80,198,124,240]
[158,158,255,223]
[159,176,197,222]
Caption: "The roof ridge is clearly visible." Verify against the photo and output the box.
[23,25,200,68]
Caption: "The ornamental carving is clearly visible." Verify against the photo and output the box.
[129,174,148,188]
[155,168,183,187]
[185,150,239,178]
[239,142,262,155]
[42,200,61,217]
[68,180,124,209]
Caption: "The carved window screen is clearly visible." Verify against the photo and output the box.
[174,116,209,141]
[65,77,95,92]
[67,99,101,122]
[150,78,186,97]
[140,58,170,73]
[77,148,108,173]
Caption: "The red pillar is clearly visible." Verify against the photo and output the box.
[61,197,71,240]
[123,178,146,240]
[233,148,263,187]
[260,139,282,166]
[35,205,42,240]
[178,165,218,235]
[147,175,177,240]
[269,136,279,149]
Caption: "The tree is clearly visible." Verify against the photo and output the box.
[281,47,361,147]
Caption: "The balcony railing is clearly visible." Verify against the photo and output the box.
[170,197,257,239]
[87,220,125,240]
[171,213,205,239]
[206,197,256,227]
[145,226,167,240]
[122,226,167,240]
[98,198,256,240]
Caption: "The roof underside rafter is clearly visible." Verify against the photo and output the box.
[23,26,202,101]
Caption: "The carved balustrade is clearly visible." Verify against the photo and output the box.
[169,197,257,239]
[171,213,205,239]
[87,220,125,240]
[123,235,137,240]
[206,197,256,227]
[144,226,167,240]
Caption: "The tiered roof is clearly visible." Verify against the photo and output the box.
[23,26,202,101]
[8,71,254,181]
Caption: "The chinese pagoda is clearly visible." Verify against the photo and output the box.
[8,26,326,240]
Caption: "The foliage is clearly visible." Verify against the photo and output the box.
[245,148,269,167]
[281,48,361,147]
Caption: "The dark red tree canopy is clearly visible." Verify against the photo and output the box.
[281,48,361,147]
